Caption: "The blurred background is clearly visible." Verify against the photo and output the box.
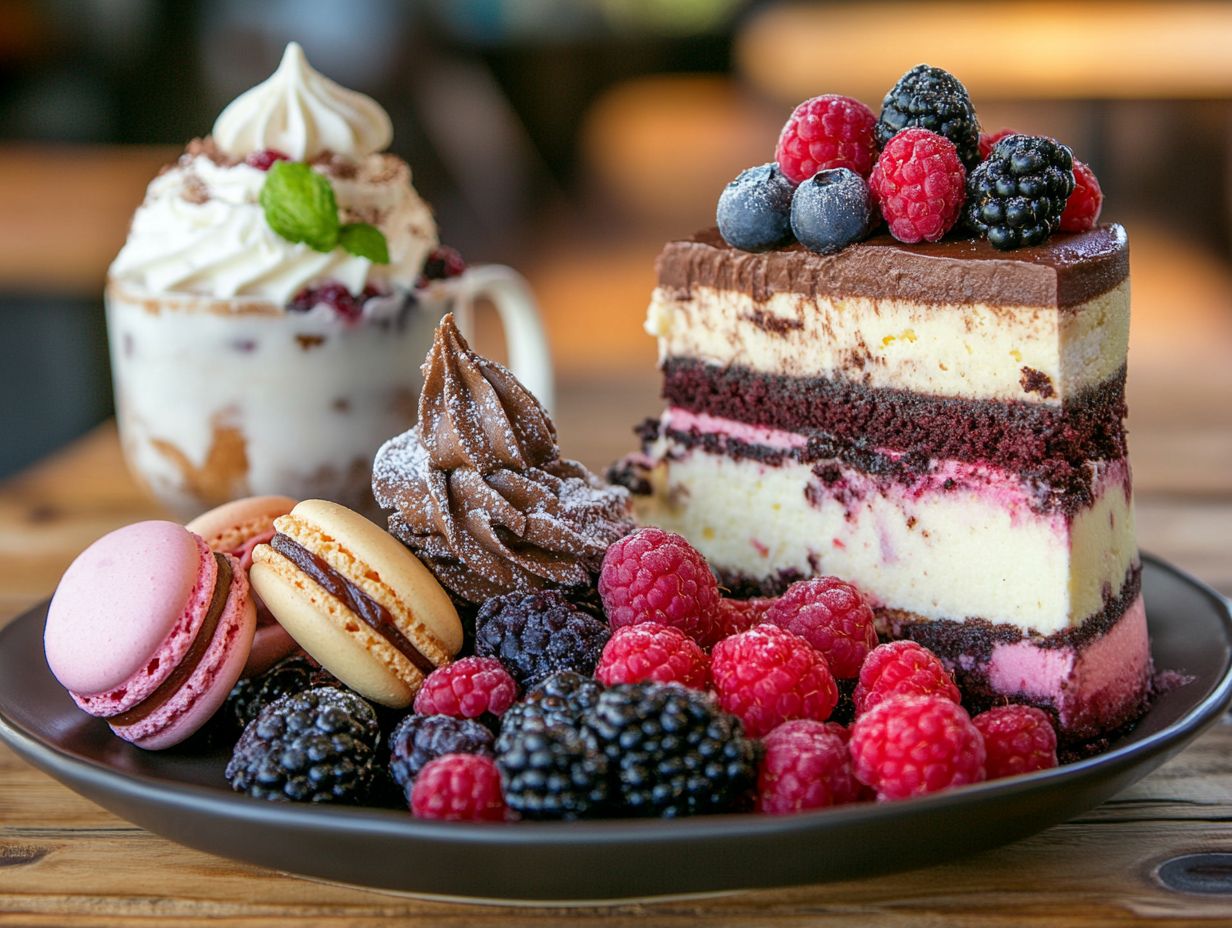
[1,0,1230,483]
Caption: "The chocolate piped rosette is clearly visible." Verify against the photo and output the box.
[372,314,634,604]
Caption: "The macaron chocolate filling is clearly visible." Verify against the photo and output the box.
[110,553,232,727]
[268,533,437,676]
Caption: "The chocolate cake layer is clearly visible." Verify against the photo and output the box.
[662,357,1127,472]
[659,225,1128,308]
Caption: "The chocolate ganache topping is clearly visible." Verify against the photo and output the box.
[373,314,633,604]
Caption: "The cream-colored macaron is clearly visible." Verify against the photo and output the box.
[250,499,463,707]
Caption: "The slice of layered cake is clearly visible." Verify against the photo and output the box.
[619,226,1147,743]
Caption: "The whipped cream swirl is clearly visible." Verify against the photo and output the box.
[108,44,436,306]
[373,315,633,603]
[213,42,392,161]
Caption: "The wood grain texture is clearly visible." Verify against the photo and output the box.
[2,377,1231,924]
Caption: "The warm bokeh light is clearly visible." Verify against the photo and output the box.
[738,2,1232,102]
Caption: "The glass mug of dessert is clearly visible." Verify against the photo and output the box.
[105,44,551,519]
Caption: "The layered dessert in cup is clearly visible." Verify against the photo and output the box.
[107,43,548,518]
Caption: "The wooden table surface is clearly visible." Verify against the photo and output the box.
[2,361,1231,925]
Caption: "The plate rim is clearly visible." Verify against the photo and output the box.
[2,551,1230,849]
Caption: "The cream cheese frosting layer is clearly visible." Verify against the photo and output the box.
[628,420,1137,635]
[109,153,437,304]
[646,279,1130,406]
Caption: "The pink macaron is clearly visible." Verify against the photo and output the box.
[44,520,256,750]
[187,495,298,676]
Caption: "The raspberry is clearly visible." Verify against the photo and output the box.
[594,622,709,690]
[965,134,1074,250]
[1059,159,1103,232]
[876,65,981,169]
[775,94,879,184]
[598,527,722,647]
[475,590,610,688]
[854,640,960,715]
[421,246,467,282]
[412,656,518,722]
[710,625,837,737]
[717,597,775,639]
[245,149,291,171]
[758,719,860,814]
[770,717,851,743]
[410,754,507,821]
[869,128,966,243]
[850,694,986,801]
[978,128,1021,161]
[287,281,381,321]
[765,577,876,679]
[973,705,1058,779]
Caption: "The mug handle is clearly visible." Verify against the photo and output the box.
[448,265,555,413]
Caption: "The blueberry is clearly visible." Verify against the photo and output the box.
[790,168,873,254]
[716,162,795,252]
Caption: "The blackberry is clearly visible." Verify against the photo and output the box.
[475,590,610,688]
[225,687,379,803]
[876,64,980,169]
[716,162,795,252]
[224,655,338,733]
[387,714,495,796]
[495,711,609,820]
[790,167,873,254]
[521,671,605,727]
[494,674,599,753]
[562,579,606,619]
[584,683,760,817]
[965,135,1074,250]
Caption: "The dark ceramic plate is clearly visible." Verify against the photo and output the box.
[1,554,1230,903]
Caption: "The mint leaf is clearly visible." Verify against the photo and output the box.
[339,223,390,264]
[259,161,339,252]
